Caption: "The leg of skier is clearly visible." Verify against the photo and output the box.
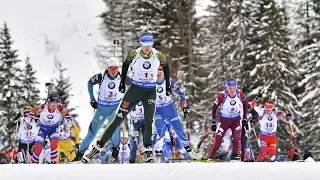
[159,103,201,159]
[154,113,166,160]
[48,127,59,164]
[208,119,231,160]
[230,119,242,160]
[257,134,268,162]
[141,89,157,162]
[75,105,119,161]
[82,85,144,163]
[31,127,49,164]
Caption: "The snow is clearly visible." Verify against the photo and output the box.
[0,163,319,180]
[0,0,106,138]
[298,87,320,107]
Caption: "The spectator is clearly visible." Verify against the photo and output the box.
[303,147,313,160]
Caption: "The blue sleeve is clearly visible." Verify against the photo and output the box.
[88,73,103,101]
[171,79,186,101]
[87,81,95,101]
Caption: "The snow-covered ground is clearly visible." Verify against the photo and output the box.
[0,162,319,180]
[0,0,106,138]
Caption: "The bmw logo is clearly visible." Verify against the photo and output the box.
[137,102,143,106]
[108,82,116,89]
[230,100,236,105]
[157,86,164,93]
[47,114,54,119]
[268,116,273,121]
[143,61,151,69]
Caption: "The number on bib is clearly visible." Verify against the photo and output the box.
[138,71,155,82]
[104,91,117,101]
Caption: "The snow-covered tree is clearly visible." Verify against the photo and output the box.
[291,0,320,155]
[247,0,298,152]
[20,56,41,107]
[53,59,78,118]
[0,22,22,150]
[97,0,136,68]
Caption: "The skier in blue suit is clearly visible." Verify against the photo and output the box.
[74,57,121,162]
[154,66,201,160]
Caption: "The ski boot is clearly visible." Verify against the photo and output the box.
[185,146,202,160]
[143,146,155,163]
[111,147,120,164]
[155,150,162,163]
[81,141,102,164]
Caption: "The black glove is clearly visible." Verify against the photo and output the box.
[182,105,189,118]
[211,120,217,132]
[166,84,172,96]
[255,89,265,99]
[6,113,22,129]
[249,116,255,124]
[242,119,249,130]
[119,82,125,93]
[286,110,292,118]
[90,100,98,109]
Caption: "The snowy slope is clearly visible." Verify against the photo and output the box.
[0,163,319,180]
[0,0,107,137]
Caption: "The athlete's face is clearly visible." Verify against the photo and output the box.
[107,66,119,77]
[48,101,58,110]
[227,86,237,96]
[121,137,128,144]
[141,45,152,55]
[157,71,164,81]
[265,109,273,115]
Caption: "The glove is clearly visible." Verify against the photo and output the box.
[166,84,172,96]
[242,119,249,130]
[255,88,265,99]
[211,120,217,132]
[182,105,189,118]
[286,110,292,118]
[90,100,98,109]
[249,116,255,124]
[119,82,125,93]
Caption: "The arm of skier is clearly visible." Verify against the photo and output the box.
[212,93,224,121]
[87,73,103,101]
[171,78,187,107]
[157,52,171,95]
[239,91,248,120]
[121,50,136,84]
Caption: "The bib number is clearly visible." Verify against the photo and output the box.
[157,94,167,103]
[104,91,117,101]
[25,131,33,140]
[265,122,274,132]
[138,71,155,82]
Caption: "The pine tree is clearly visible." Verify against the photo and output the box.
[20,56,41,107]
[53,59,78,118]
[247,0,298,152]
[0,22,22,150]
[97,0,136,68]
[292,0,320,155]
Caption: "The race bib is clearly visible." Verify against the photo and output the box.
[138,71,155,82]
[25,131,34,140]
[104,91,118,101]
[265,122,275,132]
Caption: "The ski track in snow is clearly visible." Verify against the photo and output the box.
[0,163,319,180]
